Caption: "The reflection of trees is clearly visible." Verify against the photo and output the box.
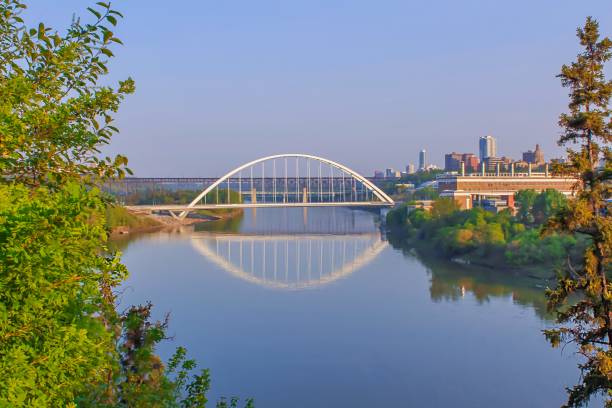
[108,225,198,253]
[194,211,244,233]
[109,213,246,252]
[387,236,551,319]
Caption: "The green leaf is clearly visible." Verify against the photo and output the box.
[87,7,101,19]
[100,48,114,58]
[37,22,45,39]
[106,15,117,26]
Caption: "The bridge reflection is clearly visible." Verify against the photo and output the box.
[190,232,387,290]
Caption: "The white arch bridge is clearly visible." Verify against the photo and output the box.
[127,154,395,219]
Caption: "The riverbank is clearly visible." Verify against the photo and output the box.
[385,191,583,276]
[106,205,243,236]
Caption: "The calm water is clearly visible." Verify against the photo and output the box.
[115,208,592,407]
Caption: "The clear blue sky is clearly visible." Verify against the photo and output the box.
[26,1,612,176]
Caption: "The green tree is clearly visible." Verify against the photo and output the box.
[0,184,123,406]
[431,197,460,219]
[543,17,612,407]
[515,189,538,224]
[0,0,134,188]
[0,2,250,406]
[532,189,568,225]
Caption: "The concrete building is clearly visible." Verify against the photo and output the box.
[445,152,479,173]
[419,150,427,170]
[522,144,545,165]
[444,152,463,172]
[405,163,416,174]
[479,135,496,160]
[385,168,395,178]
[462,153,479,173]
[483,156,512,173]
[437,171,577,210]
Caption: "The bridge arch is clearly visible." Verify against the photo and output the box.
[180,154,394,218]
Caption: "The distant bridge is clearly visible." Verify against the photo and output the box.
[127,154,395,219]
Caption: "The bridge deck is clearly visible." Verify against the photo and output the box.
[127,202,393,212]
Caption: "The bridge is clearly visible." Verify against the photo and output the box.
[127,154,395,219]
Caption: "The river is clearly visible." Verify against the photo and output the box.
[114,207,593,407]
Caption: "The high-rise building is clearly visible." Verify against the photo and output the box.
[445,152,479,173]
[444,152,463,172]
[418,150,426,170]
[385,168,395,178]
[461,153,479,173]
[522,144,544,165]
[406,163,416,174]
[479,135,496,160]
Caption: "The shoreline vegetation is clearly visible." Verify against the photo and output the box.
[385,189,586,280]
[105,188,245,235]
[105,205,244,236]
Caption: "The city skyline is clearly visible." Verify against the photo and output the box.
[375,135,553,177]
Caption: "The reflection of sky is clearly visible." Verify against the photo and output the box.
[201,207,381,235]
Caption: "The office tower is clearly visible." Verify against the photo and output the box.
[419,150,426,170]
[479,135,496,160]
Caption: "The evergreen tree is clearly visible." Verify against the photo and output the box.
[544,17,612,407]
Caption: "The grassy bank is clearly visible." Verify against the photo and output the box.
[105,205,164,233]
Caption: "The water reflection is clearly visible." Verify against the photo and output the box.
[190,232,387,290]
[389,243,551,319]
[115,208,584,407]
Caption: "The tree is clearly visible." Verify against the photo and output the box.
[532,189,568,225]
[0,0,134,188]
[431,197,460,219]
[0,2,250,406]
[515,189,538,224]
[544,17,612,407]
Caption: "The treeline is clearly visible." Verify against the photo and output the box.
[386,189,585,269]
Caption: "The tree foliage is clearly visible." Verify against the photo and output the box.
[0,2,251,406]
[0,184,122,406]
[386,192,579,268]
[543,17,612,407]
[0,0,134,188]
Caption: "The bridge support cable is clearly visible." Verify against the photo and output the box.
[273,160,276,203]
[307,160,311,203]
[319,161,322,203]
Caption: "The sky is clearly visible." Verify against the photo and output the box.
[24,1,612,177]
